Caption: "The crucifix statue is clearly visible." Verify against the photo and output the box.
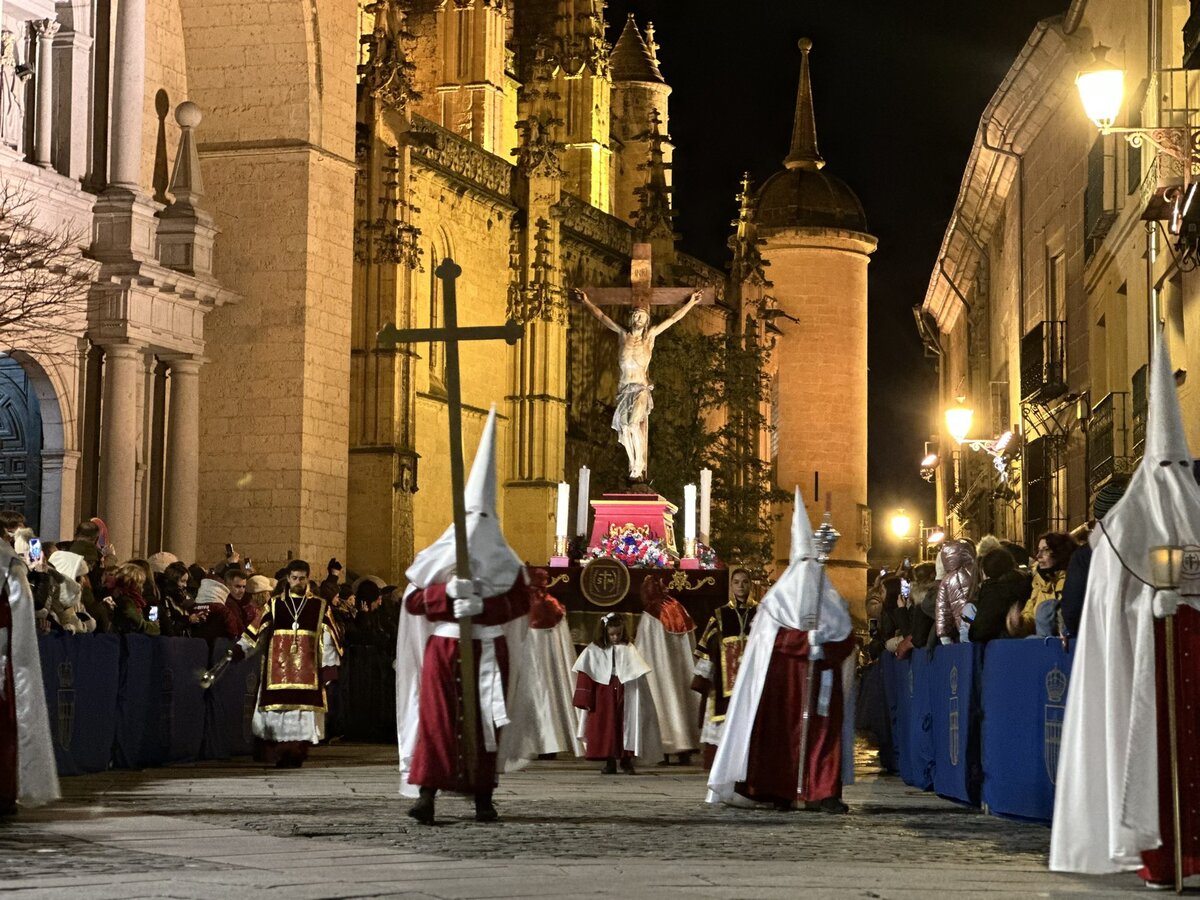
[377,258,523,780]
[574,243,714,485]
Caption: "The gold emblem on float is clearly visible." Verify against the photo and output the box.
[580,557,631,607]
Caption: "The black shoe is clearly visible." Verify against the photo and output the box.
[475,797,499,823]
[774,800,795,811]
[601,759,618,775]
[407,788,436,825]
[620,758,637,775]
[808,797,848,814]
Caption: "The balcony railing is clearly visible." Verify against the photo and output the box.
[1020,321,1067,403]
[1132,363,1148,458]
[1087,391,1134,496]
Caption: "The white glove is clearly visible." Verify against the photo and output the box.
[940,636,953,646]
[453,595,484,620]
[446,577,475,600]
[1153,589,1183,619]
[808,630,824,661]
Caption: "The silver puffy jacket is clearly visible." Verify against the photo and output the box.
[935,539,977,640]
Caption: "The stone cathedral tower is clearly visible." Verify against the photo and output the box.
[754,40,876,613]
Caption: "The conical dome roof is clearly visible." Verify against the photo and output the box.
[756,39,869,233]
[611,14,664,83]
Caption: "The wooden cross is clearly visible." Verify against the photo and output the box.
[377,257,523,782]
[579,242,717,310]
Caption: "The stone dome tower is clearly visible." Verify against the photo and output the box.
[610,14,672,227]
[757,39,877,616]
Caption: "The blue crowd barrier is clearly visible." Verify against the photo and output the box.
[36,633,397,776]
[38,633,121,775]
[980,639,1074,823]
[202,639,261,759]
[930,642,982,806]
[879,639,1075,825]
[909,652,936,791]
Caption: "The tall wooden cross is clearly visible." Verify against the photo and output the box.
[377,257,523,781]
[579,242,717,310]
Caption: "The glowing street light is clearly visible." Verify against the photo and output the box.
[1075,45,1124,129]
[945,397,974,445]
[890,510,912,540]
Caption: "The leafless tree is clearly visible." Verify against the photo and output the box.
[0,180,93,355]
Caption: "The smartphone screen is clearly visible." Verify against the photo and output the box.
[28,537,42,563]
[148,607,159,623]
[900,578,911,599]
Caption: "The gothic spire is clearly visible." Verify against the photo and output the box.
[783,38,824,171]
[611,13,664,83]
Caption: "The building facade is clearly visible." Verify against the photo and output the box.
[919,0,1200,551]
[2,1,875,612]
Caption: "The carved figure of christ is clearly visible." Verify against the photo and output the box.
[574,244,711,483]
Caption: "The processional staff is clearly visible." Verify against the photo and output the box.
[377,258,523,782]
[799,491,839,798]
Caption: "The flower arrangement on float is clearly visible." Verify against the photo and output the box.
[587,524,672,568]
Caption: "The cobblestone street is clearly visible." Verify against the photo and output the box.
[1,743,1142,898]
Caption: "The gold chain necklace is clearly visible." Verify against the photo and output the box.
[281,592,308,666]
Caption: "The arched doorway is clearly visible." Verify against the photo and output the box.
[0,354,43,530]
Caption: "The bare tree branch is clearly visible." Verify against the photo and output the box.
[0,179,94,357]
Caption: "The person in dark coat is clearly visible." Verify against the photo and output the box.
[969,547,1032,643]
[1060,479,1129,639]
[907,563,937,649]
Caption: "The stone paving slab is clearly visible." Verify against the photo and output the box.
[0,742,1161,897]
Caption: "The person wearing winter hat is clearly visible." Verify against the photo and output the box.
[229,558,341,768]
[396,406,535,825]
[242,575,274,631]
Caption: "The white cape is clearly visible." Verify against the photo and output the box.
[573,643,663,763]
[520,619,583,757]
[635,614,700,755]
[2,542,60,808]
[1050,335,1200,873]
[708,491,852,804]
[394,578,535,798]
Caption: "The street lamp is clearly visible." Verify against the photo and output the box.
[889,510,912,540]
[1075,45,1200,265]
[1075,45,1124,129]
[945,397,973,445]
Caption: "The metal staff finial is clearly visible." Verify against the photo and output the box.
[198,648,234,688]
[814,492,840,563]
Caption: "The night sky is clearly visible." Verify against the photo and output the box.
[603,0,1066,542]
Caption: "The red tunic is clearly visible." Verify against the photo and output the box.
[406,581,531,794]
[738,627,854,805]
[574,671,632,760]
[1140,606,1200,883]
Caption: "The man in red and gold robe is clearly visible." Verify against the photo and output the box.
[708,488,855,813]
[233,559,341,768]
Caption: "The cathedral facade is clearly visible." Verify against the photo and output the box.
[1,0,874,610]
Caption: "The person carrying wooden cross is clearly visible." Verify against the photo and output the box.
[395,407,536,824]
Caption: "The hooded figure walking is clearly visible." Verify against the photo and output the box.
[1050,335,1200,885]
[396,406,536,824]
[707,488,856,812]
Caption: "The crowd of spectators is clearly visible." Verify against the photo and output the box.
[862,476,1138,664]
[2,512,402,655]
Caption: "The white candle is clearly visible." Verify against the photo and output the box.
[555,482,570,538]
[699,468,712,542]
[576,466,590,536]
[684,483,697,541]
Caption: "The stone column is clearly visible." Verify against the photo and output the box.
[99,343,142,557]
[109,0,145,190]
[39,449,80,542]
[32,18,59,169]
[162,357,200,559]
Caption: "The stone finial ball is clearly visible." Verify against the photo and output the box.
[175,101,202,128]
[798,38,813,52]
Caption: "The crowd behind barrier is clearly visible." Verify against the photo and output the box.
[36,633,398,775]
[878,638,1074,824]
